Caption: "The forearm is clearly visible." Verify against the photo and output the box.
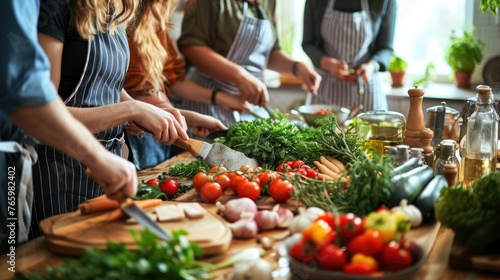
[66,101,137,134]
[169,80,212,104]
[181,45,246,85]
[9,98,110,167]
[267,50,296,74]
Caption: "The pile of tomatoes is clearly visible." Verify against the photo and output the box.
[145,178,179,198]
[289,209,415,275]
[192,161,318,203]
[313,108,334,115]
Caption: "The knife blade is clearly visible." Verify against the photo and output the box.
[132,121,259,170]
[86,169,171,241]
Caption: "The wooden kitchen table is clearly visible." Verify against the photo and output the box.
[2,153,500,280]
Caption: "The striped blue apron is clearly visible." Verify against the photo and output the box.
[182,1,275,126]
[29,25,130,239]
[312,0,387,112]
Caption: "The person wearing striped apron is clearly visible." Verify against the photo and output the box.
[29,0,189,239]
[303,0,396,112]
[1,0,139,252]
[178,0,321,127]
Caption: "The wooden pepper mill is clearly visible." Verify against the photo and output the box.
[403,86,434,166]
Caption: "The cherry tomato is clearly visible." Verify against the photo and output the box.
[347,229,384,257]
[257,171,278,186]
[269,178,293,202]
[315,212,336,229]
[229,174,248,193]
[306,168,318,178]
[276,163,290,172]
[289,241,313,263]
[214,173,231,191]
[237,181,261,201]
[338,213,365,241]
[291,160,305,169]
[380,241,413,271]
[209,165,227,173]
[316,244,347,271]
[145,178,160,187]
[239,164,254,173]
[295,168,308,177]
[193,172,209,192]
[200,182,222,203]
[160,179,178,198]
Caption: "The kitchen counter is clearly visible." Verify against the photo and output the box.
[1,153,500,280]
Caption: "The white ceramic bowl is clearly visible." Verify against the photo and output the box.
[278,233,427,280]
[297,104,351,127]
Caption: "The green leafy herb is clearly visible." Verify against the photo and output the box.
[168,160,210,179]
[292,151,394,216]
[14,229,218,280]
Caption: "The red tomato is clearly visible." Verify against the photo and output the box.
[237,181,261,201]
[315,212,336,229]
[316,244,347,271]
[306,168,318,178]
[285,160,294,167]
[209,165,227,173]
[193,172,209,192]
[338,213,365,241]
[257,171,278,187]
[239,164,254,173]
[160,179,178,198]
[295,168,308,177]
[200,182,222,202]
[291,160,305,169]
[276,163,291,172]
[145,178,160,187]
[380,241,413,271]
[289,241,313,263]
[229,174,248,193]
[214,173,231,192]
[347,229,384,257]
[269,179,293,202]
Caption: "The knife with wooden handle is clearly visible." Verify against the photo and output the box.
[85,169,171,241]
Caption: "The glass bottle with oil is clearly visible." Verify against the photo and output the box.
[461,85,499,189]
[356,109,406,156]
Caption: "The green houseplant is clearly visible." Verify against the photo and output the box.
[444,27,485,88]
[388,55,408,87]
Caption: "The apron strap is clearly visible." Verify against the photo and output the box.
[327,0,336,11]
[0,141,36,244]
[64,39,91,105]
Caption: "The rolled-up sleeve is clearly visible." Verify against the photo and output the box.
[0,1,57,114]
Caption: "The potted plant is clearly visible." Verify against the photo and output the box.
[388,55,408,87]
[444,27,485,88]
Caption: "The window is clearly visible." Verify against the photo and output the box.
[276,0,473,83]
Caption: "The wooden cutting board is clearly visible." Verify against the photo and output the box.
[39,201,231,257]
[449,237,500,273]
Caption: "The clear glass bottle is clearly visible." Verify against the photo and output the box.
[394,144,410,167]
[461,85,499,189]
[410,147,424,165]
[434,140,460,186]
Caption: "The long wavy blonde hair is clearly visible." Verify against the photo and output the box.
[128,0,178,92]
[71,0,139,39]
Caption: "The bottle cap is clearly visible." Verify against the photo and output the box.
[440,140,456,157]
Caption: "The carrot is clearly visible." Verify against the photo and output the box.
[326,156,346,171]
[319,156,341,173]
[314,161,338,178]
[316,173,334,181]
[79,198,163,215]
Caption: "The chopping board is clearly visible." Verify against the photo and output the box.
[39,201,231,257]
[449,237,500,273]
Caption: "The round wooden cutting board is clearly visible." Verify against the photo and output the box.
[39,201,232,256]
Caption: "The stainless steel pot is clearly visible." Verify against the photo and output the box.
[426,104,460,141]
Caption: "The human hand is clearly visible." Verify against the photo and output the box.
[355,62,377,84]
[87,153,138,200]
[132,101,189,145]
[323,57,350,79]
[190,113,228,137]
[217,92,253,114]
[295,62,322,94]
[236,71,269,107]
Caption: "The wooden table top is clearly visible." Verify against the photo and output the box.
[1,152,499,280]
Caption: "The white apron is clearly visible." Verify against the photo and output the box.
[183,1,275,126]
[313,0,387,112]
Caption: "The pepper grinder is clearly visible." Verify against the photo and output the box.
[403,86,434,166]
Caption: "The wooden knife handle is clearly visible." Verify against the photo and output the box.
[173,138,205,158]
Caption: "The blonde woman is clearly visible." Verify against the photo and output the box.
[124,0,252,169]
[30,0,188,238]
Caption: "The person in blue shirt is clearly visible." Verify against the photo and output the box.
[0,0,138,254]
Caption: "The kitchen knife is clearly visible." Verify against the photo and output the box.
[132,121,259,170]
[85,169,171,241]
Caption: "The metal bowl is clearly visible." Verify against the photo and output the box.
[297,104,351,127]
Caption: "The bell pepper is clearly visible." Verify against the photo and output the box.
[364,209,397,243]
[302,220,334,247]
[343,253,379,275]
